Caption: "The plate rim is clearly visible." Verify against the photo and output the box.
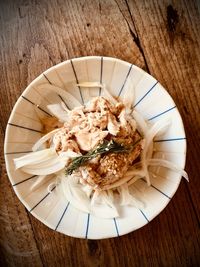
[4,56,187,239]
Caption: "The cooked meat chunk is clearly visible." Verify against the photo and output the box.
[45,96,144,189]
[79,165,102,188]
[113,131,141,147]
[91,141,142,189]
[78,139,143,189]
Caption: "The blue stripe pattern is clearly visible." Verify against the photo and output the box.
[70,59,84,104]
[13,175,38,186]
[57,94,70,109]
[55,202,70,231]
[99,56,103,96]
[43,73,52,84]
[85,213,90,238]
[43,73,70,109]
[21,96,52,117]
[139,209,149,222]
[141,178,171,199]
[8,123,42,133]
[113,218,119,236]
[5,151,32,155]
[148,106,176,121]
[151,184,171,199]
[134,81,158,107]
[154,137,186,142]
[29,186,56,212]
[118,64,133,97]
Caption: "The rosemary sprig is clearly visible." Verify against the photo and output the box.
[65,138,141,175]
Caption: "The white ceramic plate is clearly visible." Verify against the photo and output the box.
[4,56,186,239]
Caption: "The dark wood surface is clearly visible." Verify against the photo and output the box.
[0,0,199,266]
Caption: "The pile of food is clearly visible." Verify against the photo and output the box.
[14,82,188,218]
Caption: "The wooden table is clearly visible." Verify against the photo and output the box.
[0,1,199,266]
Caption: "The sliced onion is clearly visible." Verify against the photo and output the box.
[30,174,54,191]
[118,183,144,208]
[122,77,135,111]
[47,104,69,122]
[81,82,117,104]
[76,82,102,88]
[132,110,148,136]
[61,174,90,213]
[24,156,61,169]
[59,150,81,159]
[140,117,171,185]
[102,84,118,105]
[14,148,57,169]
[90,190,119,218]
[143,168,151,186]
[32,128,60,151]
[142,118,171,159]
[82,184,93,198]
[36,84,81,108]
[146,141,154,159]
[129,184,146,205]
[127,114,137,132]
[127,175,143,186]
[61,175,119,218]
[47,182,57,193]
[107,189,114,202]
[148,158,189,181]
[21,159,66,175]
[102,169,144,190]
[90,190,99,206]
[101,191,116,209]
[61,101,70,112]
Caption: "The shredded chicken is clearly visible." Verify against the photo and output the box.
[47,96,144,189]
[53,97,122,153]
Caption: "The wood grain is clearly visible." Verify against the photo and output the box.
[0,130,43,266]
[0,0,199,266]
[126,0,200,220]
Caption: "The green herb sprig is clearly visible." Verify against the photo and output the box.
[65,139,141,175]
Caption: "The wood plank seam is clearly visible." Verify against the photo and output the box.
[185,185,200,226]
[25,209,45,267]
[114,0,150,72]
